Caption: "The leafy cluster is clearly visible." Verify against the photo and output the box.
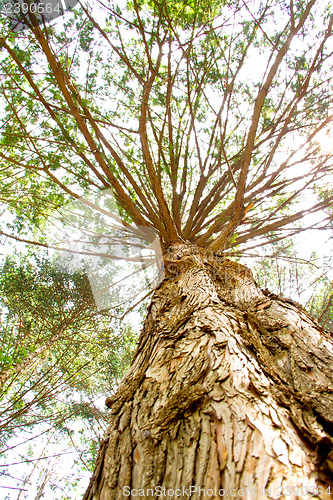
[0,0,332,253]
[0,253,138,497]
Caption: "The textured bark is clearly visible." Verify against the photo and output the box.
[84,246,333,499]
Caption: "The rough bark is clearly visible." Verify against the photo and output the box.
[84,246,333,499]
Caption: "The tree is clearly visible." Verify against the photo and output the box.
[1,0,333,497]
[0,253,137,497]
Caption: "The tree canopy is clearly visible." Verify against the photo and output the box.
[0,252,138,496]
[0,0,332,259]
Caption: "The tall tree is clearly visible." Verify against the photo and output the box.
[1,0,333,497]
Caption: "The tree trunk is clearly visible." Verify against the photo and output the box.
[83,247,333,499]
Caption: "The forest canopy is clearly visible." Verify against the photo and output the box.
[0,0,333,496]
[0,0,332,258]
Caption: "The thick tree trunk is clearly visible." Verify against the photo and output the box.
[84,247,333,499]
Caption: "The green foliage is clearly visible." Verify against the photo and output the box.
[0,252,138,496]
[135,0,224,28]
[0,252,138,400]
[1,0,331,245]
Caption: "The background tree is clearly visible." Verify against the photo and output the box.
[0,253,137,497]
[0,0,333,497]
